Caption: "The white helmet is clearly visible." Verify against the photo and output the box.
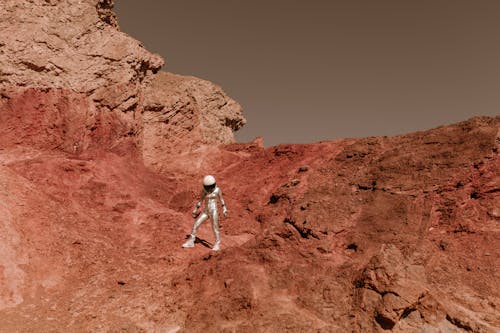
[203,175,216,186]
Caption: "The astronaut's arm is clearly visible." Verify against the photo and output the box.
[218,188,228,217]
[192,190,204,217]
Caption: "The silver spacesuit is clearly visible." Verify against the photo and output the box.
[182,175,227,251]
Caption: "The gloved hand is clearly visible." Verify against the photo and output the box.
[192,210,199,218]
[223,206,228,218]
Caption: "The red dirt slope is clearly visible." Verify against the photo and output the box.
[0,86,498,333]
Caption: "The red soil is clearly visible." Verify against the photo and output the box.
[0,89,498,332]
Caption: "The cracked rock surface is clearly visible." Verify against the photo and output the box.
[0,0,163,112]
[141,72,245,172]
[0,0,245,157]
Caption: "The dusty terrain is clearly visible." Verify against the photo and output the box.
[0,1,499,332]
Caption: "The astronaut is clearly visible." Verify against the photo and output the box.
[182,175,227,251]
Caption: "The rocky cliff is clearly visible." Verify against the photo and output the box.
[142,72,245,173]
[0,0,244,157]
[0,1,498,333]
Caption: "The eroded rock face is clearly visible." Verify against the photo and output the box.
[353,245,439,332]
[0,0,245,159]
[0,0,163,112]
[141,72,246,171]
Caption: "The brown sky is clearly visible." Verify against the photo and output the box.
[115,1,500,146]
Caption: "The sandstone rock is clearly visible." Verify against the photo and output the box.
[0,0,165,154]
[0,0,246,159]
[141,71,246,171]
[0,87,140,154]
[352,245,452,332]
[0,0,163,112]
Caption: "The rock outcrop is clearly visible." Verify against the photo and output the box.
[142,72,245,172]
[0,0,162,109]
[0,0,244,157]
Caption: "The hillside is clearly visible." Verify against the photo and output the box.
[0,1,499,332]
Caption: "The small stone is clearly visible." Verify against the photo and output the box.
[298,166,309,172]
[224,279,234,288]
[489,207,500,218]
[317,246,329,254]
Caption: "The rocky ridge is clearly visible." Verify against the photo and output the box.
[0,0,244,157]
[142,72,245,172]
[0,0,162,112]
[0,1,499,333]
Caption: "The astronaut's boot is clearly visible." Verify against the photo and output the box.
[182,235,196,248]
[212,226,221,251]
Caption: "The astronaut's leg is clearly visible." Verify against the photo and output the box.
[211,211,221,251]
[182,212,208,248]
